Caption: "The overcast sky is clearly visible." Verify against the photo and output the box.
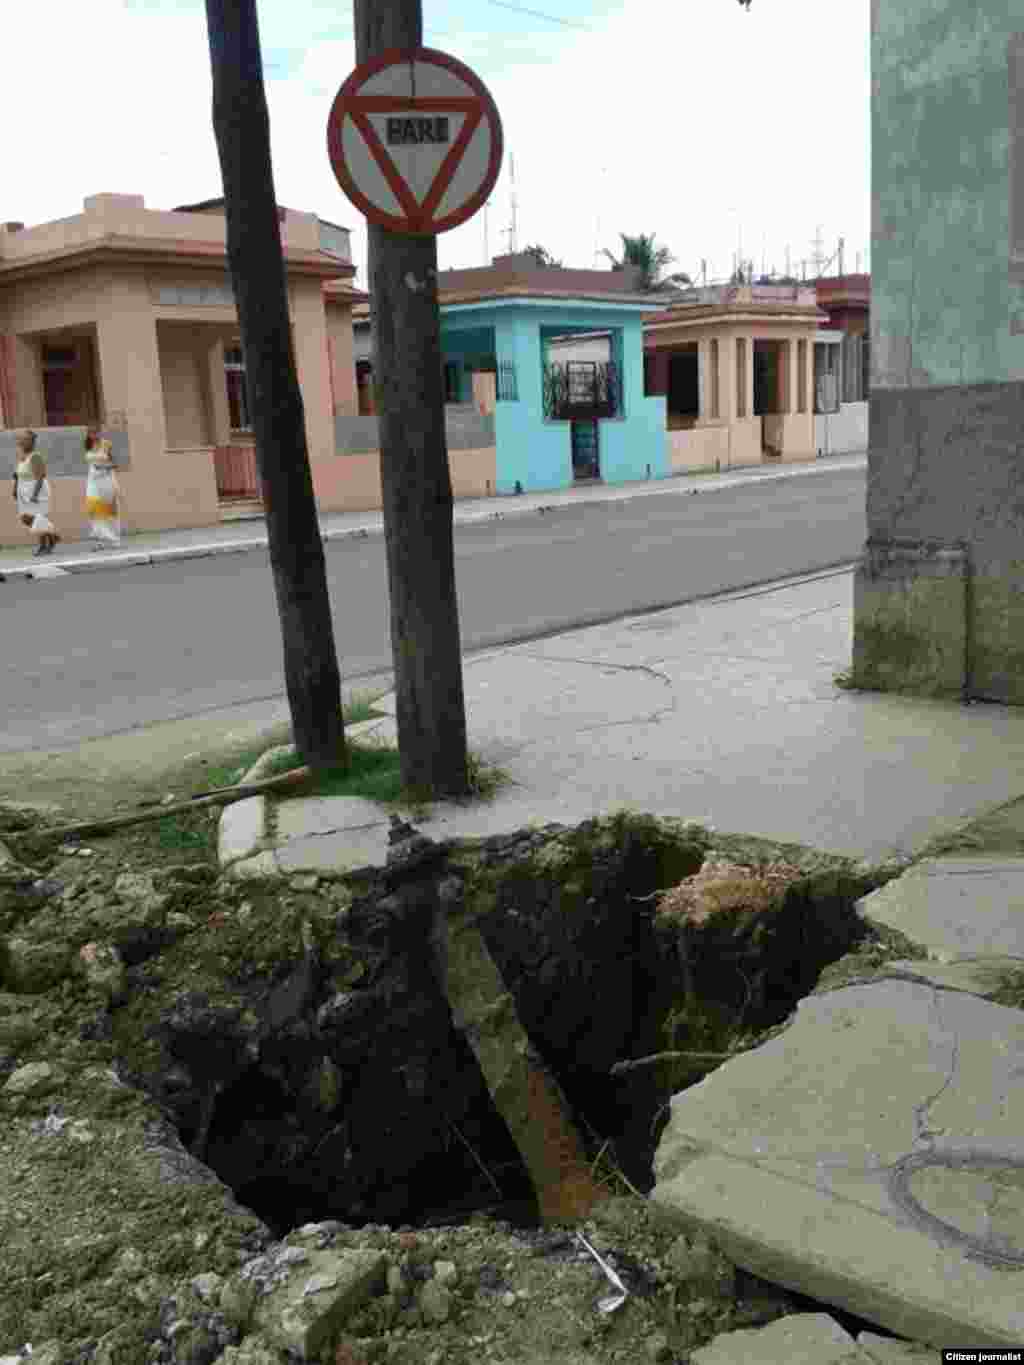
[7,0,870,287]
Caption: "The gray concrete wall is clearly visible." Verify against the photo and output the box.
[1,427,131,480]
[814,401,867,456]
[333,407,495,456]
[855,4,1024,702]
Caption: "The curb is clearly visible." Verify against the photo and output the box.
[217,743,295,872]
[1,454,867,580]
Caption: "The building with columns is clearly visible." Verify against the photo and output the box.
[0,193,362,546]
[641,284,826,473]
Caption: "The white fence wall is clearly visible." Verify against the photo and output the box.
[815,400,867,456]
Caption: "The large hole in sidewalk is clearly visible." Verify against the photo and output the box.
[181,1030,544,1239]
[159,831,898,1244]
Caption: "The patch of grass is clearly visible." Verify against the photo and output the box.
[151,812,216,856]
[266,742,406,802]
[464,749,512,802]
[990,968,1024,1011]
[263,736,513,814]
[188,693,389,794]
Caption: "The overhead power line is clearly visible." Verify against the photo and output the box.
[485,0,590,30]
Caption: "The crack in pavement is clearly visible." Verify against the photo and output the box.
[274,821,388,843]
[910,986,961,1149]
[508,649,678,693]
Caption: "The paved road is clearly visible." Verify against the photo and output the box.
[2,467,866,753]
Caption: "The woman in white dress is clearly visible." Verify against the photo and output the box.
[84,427,122,548]
[13,430,59,556]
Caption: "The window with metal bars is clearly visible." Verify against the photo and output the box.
[224,345,252,431]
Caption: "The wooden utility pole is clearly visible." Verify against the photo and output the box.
[205,0,347,773]
[353,0,470,799]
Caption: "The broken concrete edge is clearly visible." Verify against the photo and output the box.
[690,1311,942,1364]
[649,980,1024,1349]
[218,797,269,870]
[216,747,297,873]
[852,857,1024,980]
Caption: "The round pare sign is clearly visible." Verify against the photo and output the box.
[327,47,504,236]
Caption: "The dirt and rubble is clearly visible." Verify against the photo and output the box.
[0,787,940,1364]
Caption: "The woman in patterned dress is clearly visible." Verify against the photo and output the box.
[84,427,122,548]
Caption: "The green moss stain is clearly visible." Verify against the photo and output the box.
[850,618,964,697]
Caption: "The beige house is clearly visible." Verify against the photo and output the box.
[0,193,363,546]
[642,284,827,473]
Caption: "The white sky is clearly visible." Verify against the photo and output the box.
[5,0,870,287]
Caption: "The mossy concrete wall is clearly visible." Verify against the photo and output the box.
[853,539,968,696]
[856,4,1024,701]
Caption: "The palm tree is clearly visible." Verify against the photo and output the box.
[602,233,680,292]
[522,243,564,268]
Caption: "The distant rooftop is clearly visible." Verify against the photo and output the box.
[649,282,822,311]
[437,251,654,305]
[815,273,870,300]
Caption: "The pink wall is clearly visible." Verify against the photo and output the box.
[1,449,220,547]
[312,446,498,513]
[157,325,210,449]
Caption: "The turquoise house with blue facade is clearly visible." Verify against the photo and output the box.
[435,254,668,494]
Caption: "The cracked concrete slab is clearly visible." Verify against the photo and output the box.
[274,796,389,842]
[271,796,392,875]
[815,956,1024,1004]
[857,859,1024,962]
[690,1312,941,1364]
[652,978,1024,1347]
[855,1333,940,1364]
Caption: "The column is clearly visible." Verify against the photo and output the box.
[495,314,562,490]
[205,337,231,446]
[609,326,626,415]
[93,276,168,458]
[10,335,43,427]
[803,335,814,415]
[782,338,796,414]
[697,337,709,420]
[719,330,736,421]
[290,279,335,462]
[739,337,754,419]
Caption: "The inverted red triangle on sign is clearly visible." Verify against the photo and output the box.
[327,48,504,236]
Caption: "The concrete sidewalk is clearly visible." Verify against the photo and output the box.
[0,451,866,580]
[222,561,1024,872]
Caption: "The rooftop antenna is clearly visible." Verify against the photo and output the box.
[593,166,606,267]
[811,223,826,279]
[506,153,519,254]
